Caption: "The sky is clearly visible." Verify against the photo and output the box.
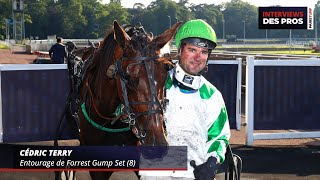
[102,0,318,8]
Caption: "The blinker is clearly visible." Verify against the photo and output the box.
[107,64,116,78]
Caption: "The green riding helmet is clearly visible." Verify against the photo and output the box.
[175,19,217,50]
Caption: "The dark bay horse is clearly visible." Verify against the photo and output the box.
[78,21,181,179]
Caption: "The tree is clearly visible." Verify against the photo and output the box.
[0,0,12,40]
[141,0,182,35]
[176,0,193,22]
[110,0,121,3]
[99,2,129,36]
[223,0,258,38]
[128,3,146,25]
[0,0,314,41]
[82,0,107,38]
[190,4,224,37]
[24,0,49,39]
[59,0,87,38]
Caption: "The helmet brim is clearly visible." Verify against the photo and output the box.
[181,37,216,49]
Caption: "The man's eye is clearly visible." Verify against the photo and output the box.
[189,49,196,53]
[202,51,208,55]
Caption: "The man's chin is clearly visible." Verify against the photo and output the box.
[188,68,202,75]
[181,65,201,75]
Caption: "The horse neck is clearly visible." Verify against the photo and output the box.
[84,63,120,118]
[85,76,120,118]
[88,34,121,115]
[100,80,121,115]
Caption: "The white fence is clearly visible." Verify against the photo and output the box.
[1,57,319,145]
[245,56,320,145]
[0,40,14,47]
[207,59,242,130]
[0,61,242,143]
[28,38,103,51]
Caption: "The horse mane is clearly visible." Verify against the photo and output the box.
[86,29,118,98]
[86,23,162,98]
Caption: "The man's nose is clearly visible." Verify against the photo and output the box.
[194,52,201,60]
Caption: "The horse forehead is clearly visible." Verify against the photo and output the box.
[114,45,123,58]
[131,35,151,46]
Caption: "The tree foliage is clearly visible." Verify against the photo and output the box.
[0,0,317,40]
[0,0,12,39]
[190,4,224,37]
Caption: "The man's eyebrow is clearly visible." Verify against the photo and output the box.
[201,49,209,52]
[186,45,208,52]
[186,46,195,50]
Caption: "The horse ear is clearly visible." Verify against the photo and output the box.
[113,20,130,48]
[152,21,183,49]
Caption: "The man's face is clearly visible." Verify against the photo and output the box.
[179,43,209,75]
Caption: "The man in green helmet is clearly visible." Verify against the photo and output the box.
[140,19,230,179]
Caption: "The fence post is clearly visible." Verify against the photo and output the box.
[246,56,255,145]
[236,58,242,130]
[0,68,2,143]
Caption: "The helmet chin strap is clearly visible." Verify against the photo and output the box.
[198,65,208,75]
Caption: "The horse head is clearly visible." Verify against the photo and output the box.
[112,21,181,157]
[80,21,181,160]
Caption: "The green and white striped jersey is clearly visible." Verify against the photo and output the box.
[140,68,230,179]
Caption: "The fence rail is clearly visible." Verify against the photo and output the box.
[245,56,320,145]
[1,56,319,145]
[0,61,241,143]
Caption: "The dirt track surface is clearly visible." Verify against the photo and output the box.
[0,138,319,180]
[0,129,319,180]
[0,49,37,64]
[0,49,319,179]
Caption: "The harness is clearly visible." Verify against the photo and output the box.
[114,55,164,142]
[65,27,168,144]
[79,54,166,144]
[63,45,96,136]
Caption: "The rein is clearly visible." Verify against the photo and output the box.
[82,54,166,142]
[80,23,169,144]
[115,55,164,141]
[85,80,126,121]
[81,103,130,132]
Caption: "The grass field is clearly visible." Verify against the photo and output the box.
[214,44,320,56]
[1,43,319,56]
[246,50,320,55]
[0,44,9,49]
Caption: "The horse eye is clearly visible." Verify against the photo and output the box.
[127,77,139,88]
[126,63,143,77]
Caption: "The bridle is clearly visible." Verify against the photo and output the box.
[82,24,170,144]
[115,55,166,143]
[83,54,168,144]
